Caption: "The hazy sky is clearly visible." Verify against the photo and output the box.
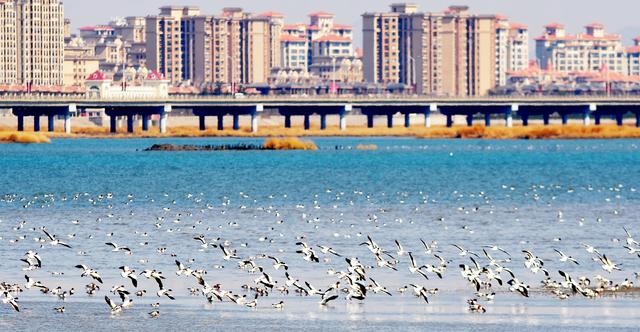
[64,0,640,48]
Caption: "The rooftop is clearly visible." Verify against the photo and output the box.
[313,35,352,43]
[308,11,335,17]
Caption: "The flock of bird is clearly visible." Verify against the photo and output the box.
[1,188,639,319]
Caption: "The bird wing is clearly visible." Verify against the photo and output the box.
[408,252,417,268]
[154,276,163,289]
[104,296,116,309]
[42,229,55,241]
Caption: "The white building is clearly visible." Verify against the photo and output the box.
[536,23,627,74]
[280,12,354,76]
[627,37,640,76]
[496,17,529,87]
[280,34,308,70]
[84,69,169,99]
[0,0,65,85]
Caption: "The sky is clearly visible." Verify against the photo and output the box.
[64,0,640,50]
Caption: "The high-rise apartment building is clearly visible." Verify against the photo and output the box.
[536,23,627,74]
[0,0,64,85]
[279,12,356,81]
[496,17,529,87]
[363,3,521,96]
[628,37,640,76]
[145,6,201,84]
[146,6,277,86]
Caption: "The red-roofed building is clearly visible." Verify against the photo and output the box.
[86,70,108,81]
[281,34,309,70]
[256,11,284,18]
[145,70,165,81]
[536,23,627,75]
[308,11,334,18]
[277,9,354,75]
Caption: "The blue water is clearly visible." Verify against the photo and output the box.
[1,138,639,331]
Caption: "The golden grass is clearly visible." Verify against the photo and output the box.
[356,144,378,150]
[264,137,318,150]
[0,131,51,144]
[415,125,640,139]
[2,124,640,140]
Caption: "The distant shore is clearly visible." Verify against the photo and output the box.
[2,124,640,142]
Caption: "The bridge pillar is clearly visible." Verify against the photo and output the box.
[507,105,516,128]
[543,113,550,125]
[17,115,24,131]
[521,114,529,126]
[64,113,71,134]
[48,115,55,132]
[404,113,411,128]
[233,114,240,131]
[304,114,310,130]
[484,113,491,127]
[615,113,623,126]
[320,114,327,130]
[367,114,374,128]
[126,115,134,133]
[446,114,453,128]
[252,105,262,133]
[66,104,75,134]
[595,113,601,125]
[284,115,291,128]
[466,114,473,127]
[142,115,150,131]
[561,113,569,125]
[33,116,40,132]
[425,104,436,128]
[110,115,117,133]
[159,111,168,134]
[340,105,351,131]
[217,115,224,130]
[584,104,596,126]
[387,113,394,128]
[199,116,206,131]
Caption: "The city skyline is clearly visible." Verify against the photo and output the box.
[63,0,640,50]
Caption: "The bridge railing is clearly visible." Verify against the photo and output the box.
[2,92,640,103]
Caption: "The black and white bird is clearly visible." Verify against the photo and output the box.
[42,228,72,248]
[75,264,103,283]
[105,242,132,255]
[119,266,138,287]
[553,249,578,265]
[21,251,42,270]
[104,295,122,314]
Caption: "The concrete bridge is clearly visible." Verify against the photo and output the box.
[4,96,640,133]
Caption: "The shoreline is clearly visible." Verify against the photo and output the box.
[2,124,640,141]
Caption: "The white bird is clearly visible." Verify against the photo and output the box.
[394,240,407,256]
[157,288,175,300]
[104,295,122,314]
[75,264,103,283]
[105,242,132,254]
[42,228,72,248]
[554,249,579,265]
[119,266,138,287]
[598,254,621,273]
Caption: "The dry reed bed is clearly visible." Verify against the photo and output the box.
[2,125,640,140]
[0,132,50,144]
[264,137,318,150]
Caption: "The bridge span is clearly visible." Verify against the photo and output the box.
[3,96,640,133]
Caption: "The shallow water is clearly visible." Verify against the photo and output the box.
[1,138,639,331]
